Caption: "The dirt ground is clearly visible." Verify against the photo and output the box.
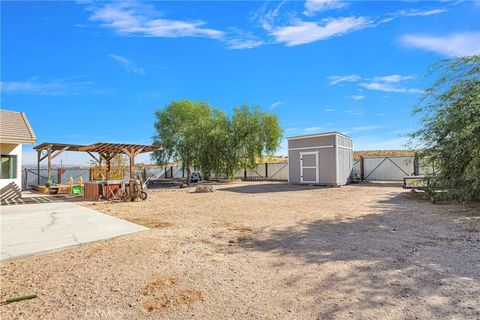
[1,181,479,319]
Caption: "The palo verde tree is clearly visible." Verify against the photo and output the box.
[410,55,480,203]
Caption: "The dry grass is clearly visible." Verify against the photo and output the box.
[141,277,202,312]
[142,277,178,295]
[125,217,172,229]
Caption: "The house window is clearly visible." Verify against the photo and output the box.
[1,155,17,179]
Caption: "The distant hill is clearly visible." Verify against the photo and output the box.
[353,150,416,160]
[258,155,288,163]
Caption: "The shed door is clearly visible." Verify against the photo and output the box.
[300,151,319,183]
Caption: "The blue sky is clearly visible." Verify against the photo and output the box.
[1,0,479,165]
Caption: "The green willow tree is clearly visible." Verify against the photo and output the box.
[152,101,282,180]
[194,109,230,179]
[220,106,282,179]
[410,55,480,203]
[152,100,212,177]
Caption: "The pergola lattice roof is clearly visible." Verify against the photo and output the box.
[34,142,161,154]
[33,142,162,184]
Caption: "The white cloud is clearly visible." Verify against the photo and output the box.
[305,126,323,132]
[345,109,364,116]
[360,82,422,93]
[328,73,421,94]
[271,17,371,46]
[324,108,335,112]
[303,0,346,16]
[351,94,365,100]
[109,54,145,75]
[253,1,286,32]
[372,75,414,83]
[360,74,422,94]
[374,7,448,26]
[89,2,224,39]
[400,33,480,57]
[352,125,383,132]
[0,76,93,95]
[223,27,266,49]
[396,8,448,17]
[327,74,362,85]
[361,82,398,92]
[267,3,452,47]
[342,125,383,135]
[270,101,286,109]
[227,39,264,49]
[88,2,266,50]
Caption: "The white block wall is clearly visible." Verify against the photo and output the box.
[0,143,22,191]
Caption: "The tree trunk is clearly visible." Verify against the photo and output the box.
[186,161,190,186]
[226,167,234,181]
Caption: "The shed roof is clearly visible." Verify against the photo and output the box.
[0,110,37,144]
[287,132,351,140]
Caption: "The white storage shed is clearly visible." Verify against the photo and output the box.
[288,132,353,186]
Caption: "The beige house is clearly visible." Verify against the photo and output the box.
[0,110,37,199]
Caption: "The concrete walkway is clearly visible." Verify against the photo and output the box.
[0,202,148,261]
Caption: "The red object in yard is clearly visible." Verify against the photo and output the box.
[83,182,102,201]
[83,180,127,201]
[57,168,65,175]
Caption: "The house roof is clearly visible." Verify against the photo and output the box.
[0,110,37,144]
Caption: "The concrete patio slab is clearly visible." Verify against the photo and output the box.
[0,202,148,261]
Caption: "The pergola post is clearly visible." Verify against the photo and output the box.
[360,156,365,181]
[100,153,113,181]
[37,150,41,185]
[122,147,137,201]
[128,148,135,200]
[106,156,111,181]
[47,145,52,182]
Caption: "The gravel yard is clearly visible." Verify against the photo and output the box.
[1,181,479,319]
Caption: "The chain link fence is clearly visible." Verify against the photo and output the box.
[22,163,289,190]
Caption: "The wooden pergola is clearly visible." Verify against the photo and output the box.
[34,142,162,184]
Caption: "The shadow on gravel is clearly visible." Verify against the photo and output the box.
[352,181,404,188]
[238,191,480,318]
[220,182,404,194]
[220,183,326,194]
